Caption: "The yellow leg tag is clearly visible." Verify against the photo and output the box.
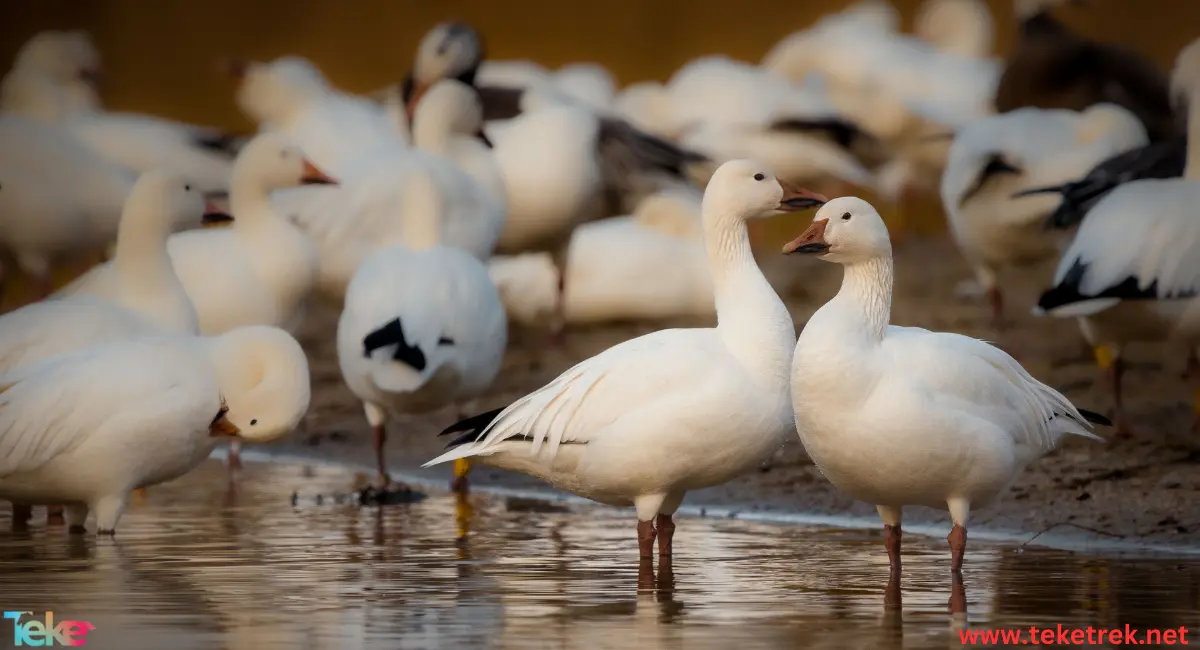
[1093,345,1115,370]
[453,458,472,478]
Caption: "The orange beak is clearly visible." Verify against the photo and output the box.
[777,181,828,212]
[201,200,234,227]
[782,219,831,255]
[300,159,337,185]
[209,411,241,438]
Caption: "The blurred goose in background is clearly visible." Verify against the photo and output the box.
[402,21,708,237]
[995,0,1177,142]
[784,196,1105,575]
[489,188,715,327]
[338,166,506,496]
[941,103,1147,327]
[0,171,213,527]
[0,326,310,535]
[424,160,823,563]
[0,113,136,301]
[1034,38,1200,436]
[232,56,410,177]
[61,134,331,348]
[277,79,505,298]
[913,0,995,59]
[3,31,242,194]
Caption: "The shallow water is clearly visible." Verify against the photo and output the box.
[1,461,1198,650]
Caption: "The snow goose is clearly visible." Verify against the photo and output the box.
[337,175,506,496]
[0,325,310,535]
[59,133,333,336]
[0,113,136,301]
[232,56,409,176]
[995,0,1176,142]
[3,31,242,194]
[402,22,707,231]
[275,80,504,298]
[423,160,824,563]
[784,196,1106,573]
[1033,38,1200,435]
[941,103,1147,326]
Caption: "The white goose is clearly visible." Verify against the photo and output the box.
[0,170,210,526]
[337,173,506,494]
[60,133,333,335]
[277,80,504,298]
[784,196,1105,573]
[0,325,310,535]
[233,56,410,177]
[424,160,824,561]
[3,31,240,194]
[0,113,136,300]
[1033,38,1200,435]
[941,103,1148,326]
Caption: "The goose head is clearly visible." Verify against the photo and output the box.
[703,160,827,222]
[411,79,488,150]
[208,326,311,443]
[407,22,483,117]
[782,196,891,264]
[232,56,329,126]
[14,30,102,87]
[487,253,562,326]
[231,132,337,196]
[121,170,228,237]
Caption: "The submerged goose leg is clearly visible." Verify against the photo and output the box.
[93,494,128,537]
[947,498,970,572]
[11,503,31,529]
[635,493,668,560]
[655,492,685,558]
[877,505,903,572]
[637,520,657,560]
[451,458,472,494]
[65,504,89,535]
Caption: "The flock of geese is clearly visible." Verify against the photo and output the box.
[0,0,1195,583]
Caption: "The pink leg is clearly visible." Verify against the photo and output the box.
[46,505,65,525]
[372,423,390,486]
[948,524,968,572]
[884,524,902,572]
[655,514,676,557]
[637,519,656,560]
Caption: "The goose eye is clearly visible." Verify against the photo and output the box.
[250,419,258,426]
[753,173,765,181]
[841,212,852,221]
[184,184,193,192]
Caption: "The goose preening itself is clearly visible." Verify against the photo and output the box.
[60,133,333,336]
[277,79,505,298]
[0,113,137,301]
[232,56,410,176]
[337,179,506,496]
[941,103,1148,327]
[995,0,1176,142]
[784,196,1107,573]
[0,325,310,535]
[424,160,825,563]
[1033,38,1200,436]
[3,31,242,194]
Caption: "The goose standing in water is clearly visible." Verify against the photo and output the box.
[0,326,310,535]
[785,197,1106,574]
[1034,38,1200,436]
[424,160,823,567]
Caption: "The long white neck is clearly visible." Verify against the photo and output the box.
[112,211,198,334]
[412,112,451,157]
[827,255,894,344]
[400,170,444,250]
[229,164,276,231]
[702,208,795,386]
[1186,85,1200,180]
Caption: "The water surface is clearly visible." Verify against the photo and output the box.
[1,461,1197,649]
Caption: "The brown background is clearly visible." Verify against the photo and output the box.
[2,0,1196,132]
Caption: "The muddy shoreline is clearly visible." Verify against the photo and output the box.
[266,234,1200,551]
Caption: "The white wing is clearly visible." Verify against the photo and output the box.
[0,337,215,477]
[0,297,162,373]
[425,328,732,465]
[883,326,1099,452]
[1049,180,1200,303]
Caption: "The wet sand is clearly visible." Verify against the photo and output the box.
[262,232,1200,552]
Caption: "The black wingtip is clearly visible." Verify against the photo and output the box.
[440,407,505,437]
[1078,409,1113,427]
[1011,184,1065,199]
